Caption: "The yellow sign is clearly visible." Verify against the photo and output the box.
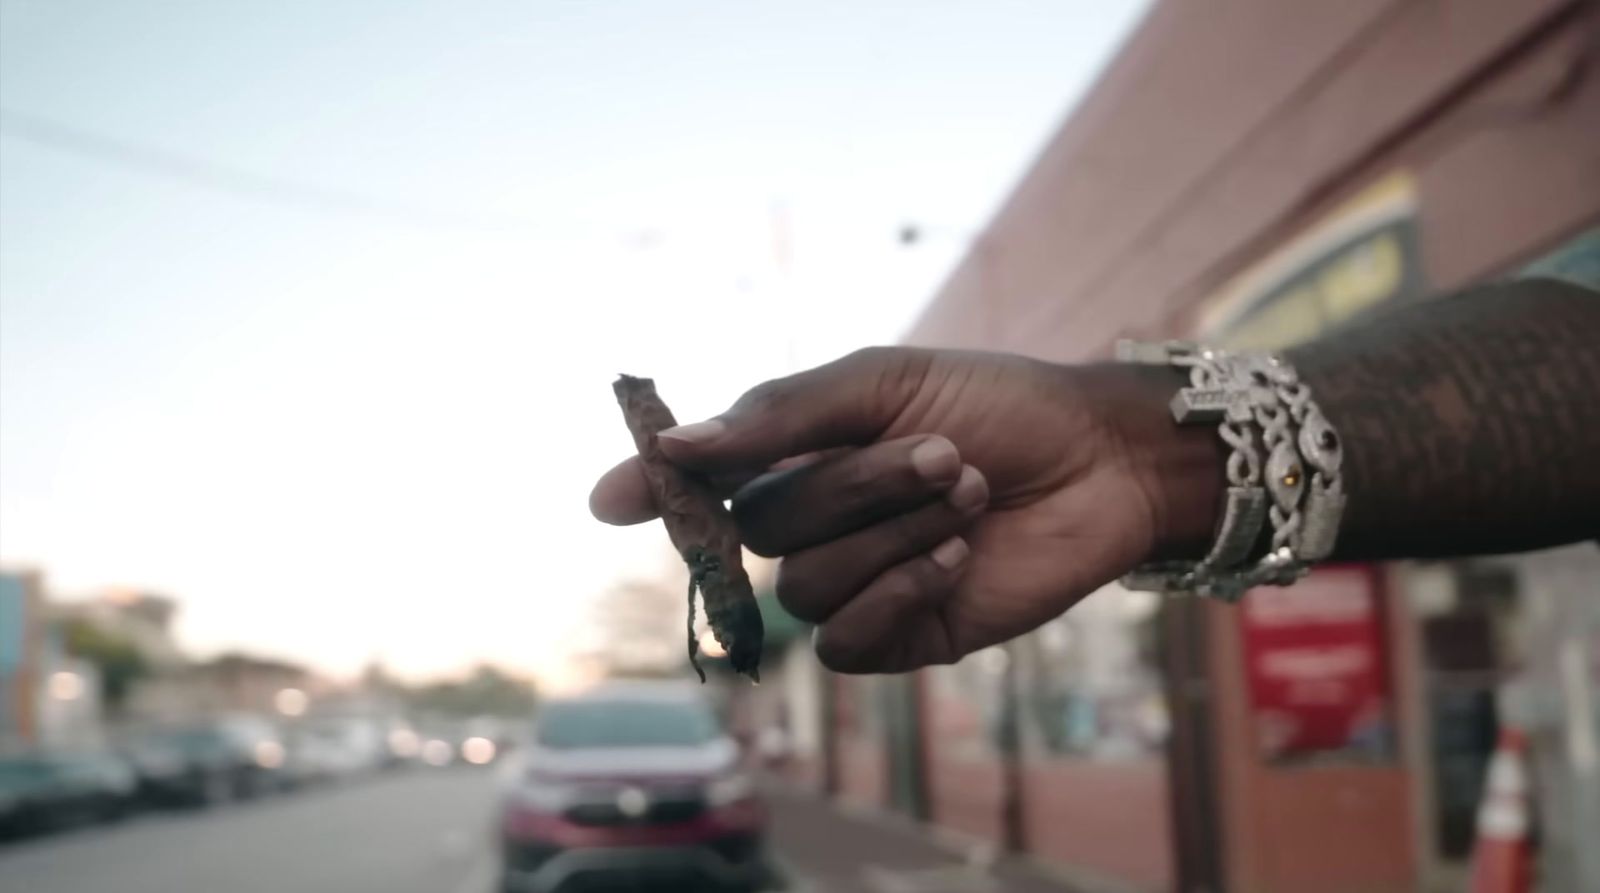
[1198,172,1422,348]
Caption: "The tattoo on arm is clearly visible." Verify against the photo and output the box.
[1287,278,1600,560]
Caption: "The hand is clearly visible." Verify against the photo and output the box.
[589,347,1221,673]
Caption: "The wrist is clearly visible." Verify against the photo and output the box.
[1076,361,1226,563]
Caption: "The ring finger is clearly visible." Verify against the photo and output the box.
[775,465,988,624]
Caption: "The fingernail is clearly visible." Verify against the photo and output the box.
[659,419,725,444]
[910,436,961,484]
[947,465,989,512]
[930,536,969,570]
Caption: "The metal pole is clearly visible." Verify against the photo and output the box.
[1161,596,1226,892]
[999,641,1026,853]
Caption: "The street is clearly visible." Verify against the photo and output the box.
[0,770,501,893]
[0,769,1085,893]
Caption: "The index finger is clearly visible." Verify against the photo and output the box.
[587,451,838,526]
[654,347,933,474]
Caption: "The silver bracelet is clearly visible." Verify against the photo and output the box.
[1114,340,1345,601]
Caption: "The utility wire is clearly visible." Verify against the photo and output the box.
[0,106,611,237]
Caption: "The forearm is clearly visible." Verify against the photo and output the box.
[1285,278,1600,560]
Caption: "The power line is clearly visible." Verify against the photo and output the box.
[0,106,594,235]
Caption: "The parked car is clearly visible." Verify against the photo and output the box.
[128,715,287,806]
[282,716,386,787]
[495,682,769,893]
[119,732,191,808]
[460,716,511,767]
[280,727,345,789]
[418,727,462,768]
[382,719,423,766]
[414,719,481,768]
[0,750,138,839]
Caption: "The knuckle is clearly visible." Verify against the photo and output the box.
[867,347,931,412]
[878,520,923,562]
[835,454,885,510]
[734,378,791,418]
[875,563,939,607]
[828,440,931,517]
[840,346,926,423]
[886,505,958,557]
[844,345,894,369]
[910,554,955,589]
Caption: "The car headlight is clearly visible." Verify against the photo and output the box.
[253,740,285,769]
[460,736,496,765]
[421,739,453,766]
[706,771,754,807]
[387,728,420,758]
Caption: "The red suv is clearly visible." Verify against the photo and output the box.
[496,682,770,892]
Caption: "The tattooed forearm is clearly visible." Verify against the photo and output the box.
[1286,278,1600,560]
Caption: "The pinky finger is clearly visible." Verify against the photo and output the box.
[813,537,968,674]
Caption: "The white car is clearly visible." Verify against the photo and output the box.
[284,717,388,785]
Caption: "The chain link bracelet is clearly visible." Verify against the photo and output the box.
[1114,340,1346,601]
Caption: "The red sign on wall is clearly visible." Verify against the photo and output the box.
[1239,567,1392,759]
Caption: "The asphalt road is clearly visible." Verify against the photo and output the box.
[0,768,503,893]
[0,770,1082,893]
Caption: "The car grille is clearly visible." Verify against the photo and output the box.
[503,841,559,872]
[551,867,716,892]
[705,832,760,866]
[563,789,706,827]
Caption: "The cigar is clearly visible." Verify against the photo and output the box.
[612,375,763,682]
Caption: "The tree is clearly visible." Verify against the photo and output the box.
[59,617,148,712]
[404,664,539,717]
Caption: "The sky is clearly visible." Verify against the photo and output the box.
[0,0,1150,686]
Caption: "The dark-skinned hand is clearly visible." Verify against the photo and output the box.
[589,347,1220,673]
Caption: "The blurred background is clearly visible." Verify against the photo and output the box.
[1,2,1596,892]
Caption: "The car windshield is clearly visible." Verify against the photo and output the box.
[535,700,719,749]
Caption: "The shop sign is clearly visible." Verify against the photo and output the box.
[1198,171,1424,349]
[1240,569,1392,759]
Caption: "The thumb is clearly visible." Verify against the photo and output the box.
[658,347,929,472]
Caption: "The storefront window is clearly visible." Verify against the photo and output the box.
[1020,584,1168,760]
[1516,226,1600,290]
[1239,569,1396,762]
[832,673,879,739]
[927,647,1010,761]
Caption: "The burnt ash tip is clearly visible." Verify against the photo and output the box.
[730,648,762,683]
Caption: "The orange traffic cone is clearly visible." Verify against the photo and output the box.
[1469,727,1534,893]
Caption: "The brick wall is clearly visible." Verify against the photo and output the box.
[1021,758,1173,890]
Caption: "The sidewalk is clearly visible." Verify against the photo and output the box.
[767,786,1091,893]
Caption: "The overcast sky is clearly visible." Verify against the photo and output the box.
[0,0,1149,685]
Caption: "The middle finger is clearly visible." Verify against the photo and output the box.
[775,465,988,624]
[731,435,963,556]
